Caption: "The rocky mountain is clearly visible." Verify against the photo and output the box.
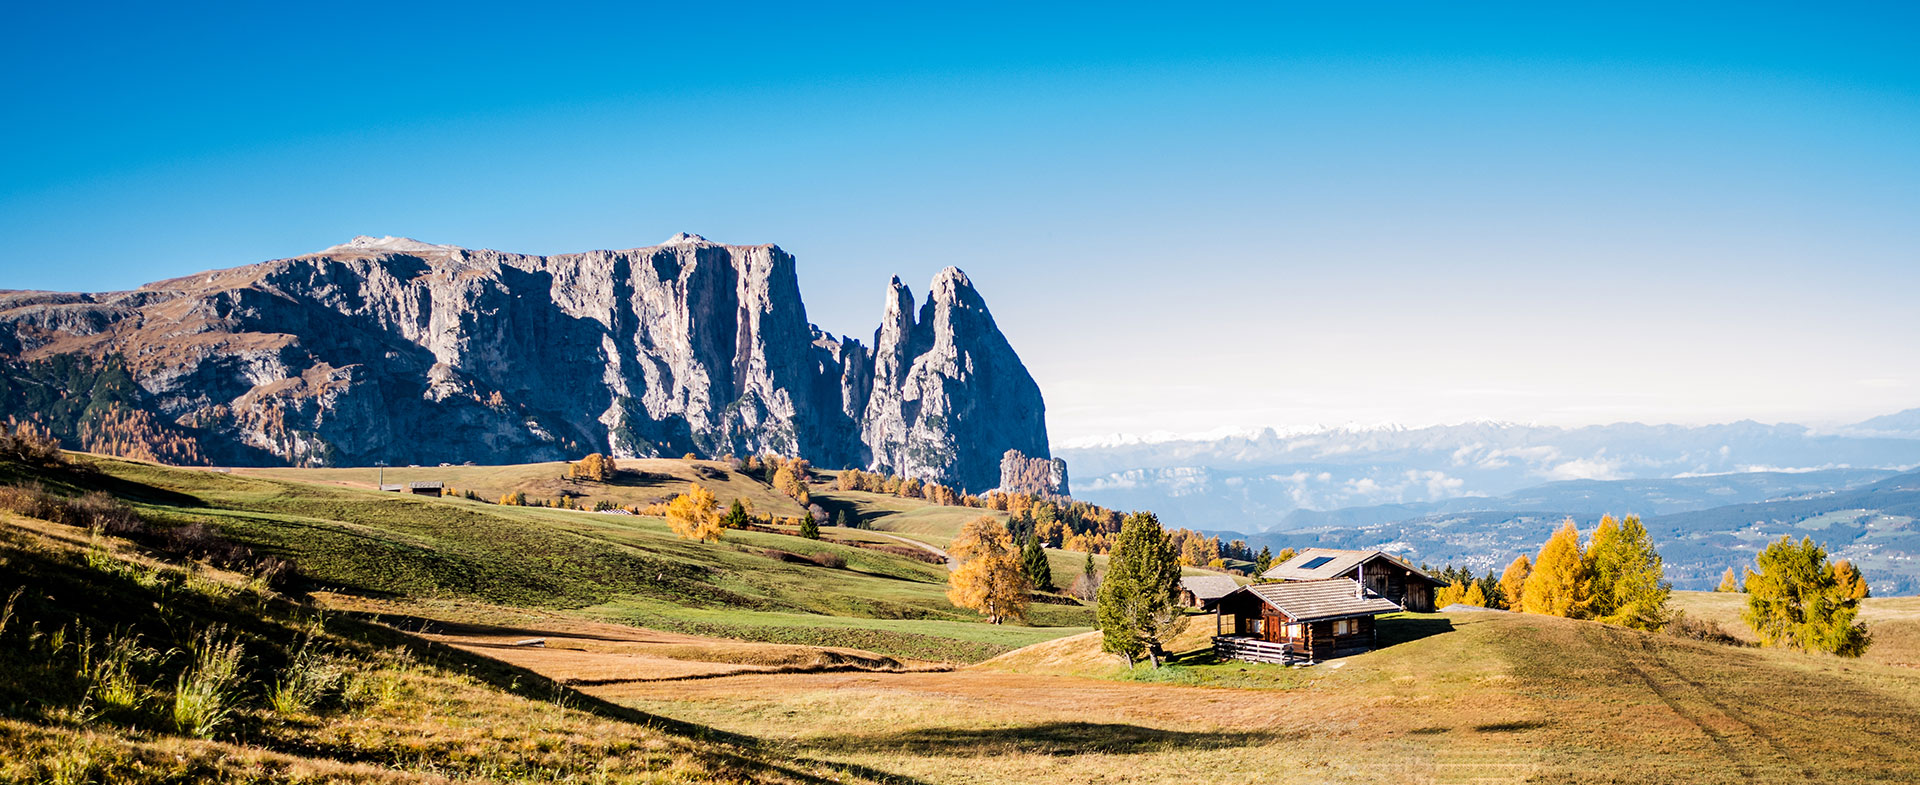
[0,234,1053,492]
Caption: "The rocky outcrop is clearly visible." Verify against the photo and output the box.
[999,449,1070,497]
[0,234,1053,491]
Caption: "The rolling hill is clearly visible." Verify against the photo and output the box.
[6,450,1920,783]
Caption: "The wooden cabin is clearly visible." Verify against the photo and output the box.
[1261,548,1446,612]
[1211,578,1403,663]
[1177,575,1241,611]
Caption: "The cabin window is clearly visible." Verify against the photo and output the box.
[1332,619,1357,636]
[1284,623,1303,638]
[1246,617,1264,635]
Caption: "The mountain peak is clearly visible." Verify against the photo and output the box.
[662,232,711,246]
[323,236,460,255]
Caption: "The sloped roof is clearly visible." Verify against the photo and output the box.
[1261,548,1445,585]
[1232,578,1404,622]
[1179,575,1241,601]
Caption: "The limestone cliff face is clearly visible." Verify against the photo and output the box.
[0,234,1052,490]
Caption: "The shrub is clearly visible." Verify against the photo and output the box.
[807,551,845,569]
[171,627,246,738]
[1666,611,1748,647]
[0,417,62,465]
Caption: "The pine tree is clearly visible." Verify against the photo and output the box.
[1522,519,1592,618]
[799,513,820,540]
[1021,535,1055,592]
[1096,512,1187,667]
[720,499,751,530]
[1585,514,1625,616]
[1716,567,1742,593]
[947,517,1030,624]
[1498,554,1531,610]
[1593,515,1670,630]
[1254,546,1273,575]
[1744,536,1870,656]
[834,509,852,529]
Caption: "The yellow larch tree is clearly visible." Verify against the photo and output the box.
[946,516,1030,624]
[666,483,723,542]
[1522,519,1592,618]
[1497,554,1531,610]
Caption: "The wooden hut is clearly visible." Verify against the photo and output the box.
[1261,548,1446,612]
[1177,575,1240,611]
[1211,578,1403,663]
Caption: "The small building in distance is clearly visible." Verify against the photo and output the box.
[1178,575,1241,611]
[380,481,444,496]
[1261,548,1446,612]
[1212,578,1403,663]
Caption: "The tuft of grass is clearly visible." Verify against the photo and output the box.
[267,635,343,716]
[89,630,153,717]
[170,627,245,738]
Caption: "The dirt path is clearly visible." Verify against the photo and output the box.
[870,531,958,570]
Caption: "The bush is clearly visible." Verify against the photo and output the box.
[1666,611,1748,647]
[807,551,846,569]
[0,417,62,465]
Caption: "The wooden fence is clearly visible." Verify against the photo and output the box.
[1212,635,1298,665]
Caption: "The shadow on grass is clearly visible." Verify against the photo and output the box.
[1474,720,1550,733]
[1377,614,1455,647]
[332,612,936,785]
[809,721,1292,756]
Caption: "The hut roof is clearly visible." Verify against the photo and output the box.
[1260,548,1445,585]
[1178,575,1241,601]
[1231,578,1403,622]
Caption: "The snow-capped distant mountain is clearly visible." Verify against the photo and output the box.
[1059,416,1920,531]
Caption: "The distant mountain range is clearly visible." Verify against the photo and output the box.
[1062,417,1920,531]
[1214,470,1920,595]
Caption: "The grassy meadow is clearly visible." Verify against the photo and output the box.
[6,452,1920,783]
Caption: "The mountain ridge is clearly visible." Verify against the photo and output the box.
[0,235,1054,492]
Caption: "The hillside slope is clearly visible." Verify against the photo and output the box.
[0,506,900,784]
[23,453,1090,662]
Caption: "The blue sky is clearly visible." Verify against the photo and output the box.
[4,2,1917,441]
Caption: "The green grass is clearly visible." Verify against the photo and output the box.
[47,454,1092,662]
[237,458,811,517]
[0,508,904,784]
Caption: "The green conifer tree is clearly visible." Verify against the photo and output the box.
[1021,535,1055,592]
[1097,512,1186,667]
[1744,536,1871,656]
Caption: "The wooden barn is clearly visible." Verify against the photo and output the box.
[1261,548,1446,612]
[1177,575,1241,611]
[1211,578,1403,663]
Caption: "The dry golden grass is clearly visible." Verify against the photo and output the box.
[1670,589,1920,669]
[234,458,809,518]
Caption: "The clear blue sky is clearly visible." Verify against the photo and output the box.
[5,2,1917,441]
